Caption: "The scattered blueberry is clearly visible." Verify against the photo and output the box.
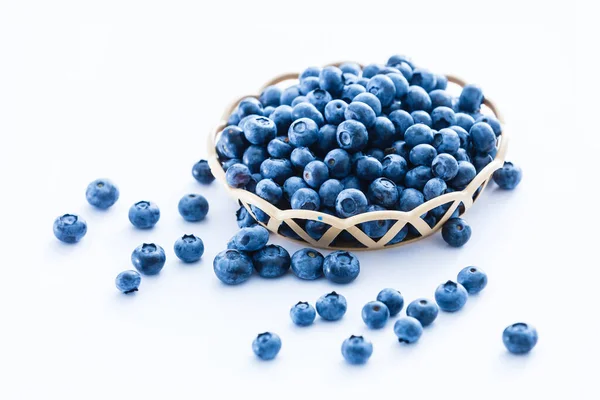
[335,188,368,218]
[457,266,488,294]
[341,335,373,364]
[406,298,439,327]
[503,323,538,354]
[174,234,204,263]
[86,179,119,209]
[131,243,166,275]
[393,317,423,344]
[115,270,141,294]
[362,301,390,329]
[192,160,215,184]
[53,214,87,243]
[435,280,468,312]
[290,302,316,326]
[316,291,347,321]
[252,332,282,360]
[128,201,160,229]
[213,249,254,285]
[323,251,360,284]
[234,225,269,252]
[225,163,252,188]
[376,288,404,316]
[178,194,209,222]
[493,161,522,190]
[442,217,472,247]
[291,248,324,280]
[252,244,291,278]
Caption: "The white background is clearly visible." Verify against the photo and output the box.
[0,1,597,399]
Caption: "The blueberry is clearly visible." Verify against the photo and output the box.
[411,68,437,92]
[319,66,344,96]
[258,85,281,108]
[475,115,502,136]
[382,154,408,184]
[303,160,329,188]
[429,89,453,109]
[455,113,475,132]
[411,110,432,127]
[304,88,331,114]
[387,54,414,69]
[131,243,166,275]
[341,175,362,190]
[316,291,347,321]
[252,332,281,360]
[503,323,538,354]
[252,244,291,278]
[355,77,369,87]
[432,128,460,155]
[405,166,433,190]
[251,205,270,224]
[213,249,254,285]
[299,76,320,95]
[406,298,439,327]
[393,317,423,344]
[365,117,394,149]
[448,160,476,189]
[236,206,256,228]
[280,86,301,106]
[434,74,448,90]
[341,84,366,103]
[255,179,283,204]
[362,63,383,79]
[335,188,368,218]
[493,161,522,189]
[345,101,376,128]
[339,62,362,76]
[353,92,382,116]
[242,145,269,173]
[53,214,87,243]
[431,106,456,130]
[361,205,390,238]
[365,148,385,162]
[442,217,471,247]
[423,177,447,200]
[128,201,160,229]
[234,225,269,252]
[313,124,339,157]
[260,158,293,184]
[361,301,390,329]
[292,102,324,126]
[324,148,351,179]
[267,136,293,158]
[470,122,496,153]
[291,187,321,210]
[458,84,484,113]
[432,154,459,181]
[286,301,318,328]
[283,176,308,201]
[227,112,240,126]
[455,148,470,162]
[115,270,141,294]
[305,218,329,241]
[86,179,119,209]
[319,179,344,208]
[409,144,437,166]
[376,288,404,316]
[237,97,263,118]
[388,110,414,137]
[388,224,410,245]
[243,116,277,145]
[367,74,396,107]
[323,251,360,284]
[174,234,204,263]
[300,66,321,81]
[291,248,324,280]
[336,120,368,153]
[290,147,317,170]
[262,106,275,117]
[324,99,348,125]
[270,105,294,134]
[398,188,424,212]
[387,72,409,99]
[238,115,258,131]
[225,163,252,188]
[473,152,494,172]
[404,123,433,147]
[245,173,262,193]
[291,96,308,107]
[405,85,432,112]
[341,335,373,365]
[178,194,209,222]
[457,266,488,294]
[435,280,468,312]
[192,160,215,184]
[368,177,398,207]
[355,156,383,181]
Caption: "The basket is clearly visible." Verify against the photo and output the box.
[207,63,508,250]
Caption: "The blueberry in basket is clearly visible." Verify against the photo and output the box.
[213,55,515,247]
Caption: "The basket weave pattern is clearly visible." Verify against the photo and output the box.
[207,67,508,250]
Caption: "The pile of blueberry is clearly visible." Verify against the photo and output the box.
[52,175,213,293]
[252,266,538,363]
[216,55,522,247]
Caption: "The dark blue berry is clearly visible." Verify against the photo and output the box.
[252,244,291,278]
[442,218,472,247]
[394,317,423,344]
[377,288,404,316]
[252,332,281,360]
[503,323,538,354]
[128,201,160,229]
[86,179,119,209]
[457,266,488,294]
[290,187,320,210]
[323,251,360,284]
[192,160,215,184]
[178,194,209,222]
[290,302,317,326]
[341,336,373,364]
[115,270,141,294]
[316,291,347,320]
[435,280,468,311]
[362,301,390,329]
[131,243,166,275]
[406,298,439,326]
[213,249,254,285]
[493,161,522,190]
[174,234,204,263]
[291,248,324,280]
[53,214,87,243]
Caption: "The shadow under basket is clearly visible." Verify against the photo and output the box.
[207,63,509,251]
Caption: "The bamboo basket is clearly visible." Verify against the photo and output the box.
[207,63,508,250]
